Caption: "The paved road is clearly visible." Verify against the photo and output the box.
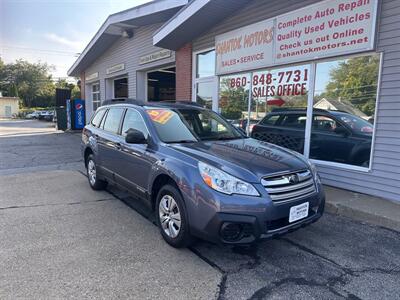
[1,119,400,299]
[0,171,221,299]
[114,188,400,300]
[0,120,221,299]
[0,120,83,175]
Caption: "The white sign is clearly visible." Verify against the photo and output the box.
[106,63,125,75]
[85,72,98,81]
[275,0,377,64]
[139,49,172,65]
[215,0,378,75]
[289,202,309,223]
[215,19,274,75]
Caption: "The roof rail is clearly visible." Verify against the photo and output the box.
[271,107,308,112]
[172,101,204,107]
[271,107,336,112]
[101,98,207,108]
[102,98,145,106]
[146,100,205,108]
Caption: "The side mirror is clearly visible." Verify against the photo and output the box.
[125,128,147,144]
[334,127,349,137]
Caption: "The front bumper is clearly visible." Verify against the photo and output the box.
[188,183,325,245]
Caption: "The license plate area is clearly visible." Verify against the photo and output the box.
[289,202,309,223]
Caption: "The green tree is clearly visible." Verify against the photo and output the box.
[55,79,81,99]
[320,55,379,116]
[8,83,18,97]
[0,59,55,107]
[0,60,81,107]
[219,78,249,120]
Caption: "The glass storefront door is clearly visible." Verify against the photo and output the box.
[193,49,218,110]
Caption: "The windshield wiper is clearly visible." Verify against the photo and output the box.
[166,140,197,144]
[202,136,245,141]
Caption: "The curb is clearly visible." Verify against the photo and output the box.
[325,201,400,232]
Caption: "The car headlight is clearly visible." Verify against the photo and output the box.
[198,162,259,196]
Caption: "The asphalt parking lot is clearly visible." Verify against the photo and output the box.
[1,119,399,299]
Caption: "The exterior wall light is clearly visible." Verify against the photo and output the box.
[122,29,134,39]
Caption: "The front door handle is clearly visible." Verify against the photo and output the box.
[115,142,121,150]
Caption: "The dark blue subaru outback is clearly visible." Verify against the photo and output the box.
[82,99,325,248]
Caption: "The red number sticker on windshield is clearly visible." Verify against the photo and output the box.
[147,109,174,125]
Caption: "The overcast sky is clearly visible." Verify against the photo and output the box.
[0,0,152,80]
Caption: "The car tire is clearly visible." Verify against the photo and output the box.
[86,154,107,190]
[156,184,192,248]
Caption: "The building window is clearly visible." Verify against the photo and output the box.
[311,54,379,168]
[196,50,215,78]
[92,82,100,111]
[251,64,310,142]
[219,53,380,169]
[114,77,128,98]
[194,49,217,109]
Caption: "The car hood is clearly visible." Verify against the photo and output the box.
[168,138,309,182]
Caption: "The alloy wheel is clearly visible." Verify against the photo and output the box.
[87,159,96,186]
[159,194,182,238]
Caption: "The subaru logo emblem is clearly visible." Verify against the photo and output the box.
[287,174,299,184]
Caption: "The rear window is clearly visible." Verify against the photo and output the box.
[91,109,106,127]
[280,114,307,129]
[336,113,373,134]
[261,115,280,126]
[103,108,124,134]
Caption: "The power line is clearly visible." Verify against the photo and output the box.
[1,45,80,57]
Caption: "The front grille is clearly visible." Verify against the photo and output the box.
[261,169,316,203]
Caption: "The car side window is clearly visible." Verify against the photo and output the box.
[313,115,343,134]
[99,109,108,129]
[279,114,307,129]
[261,115,280,126]
[91,109,106,127]
[121,109,149,138]
[102,108,124,134]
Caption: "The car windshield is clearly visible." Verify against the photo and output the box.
[146,107,244,143]
[335,112,374,134]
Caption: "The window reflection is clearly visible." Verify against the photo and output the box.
[250,65,310,153]
[196,50,216,78]
[311,54,379,167]
[218,73,251,132]
[219,54,379,167]
[196,82,213,109]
